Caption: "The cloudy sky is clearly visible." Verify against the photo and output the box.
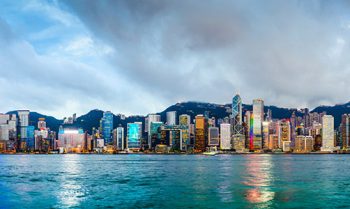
[1,0,350,118]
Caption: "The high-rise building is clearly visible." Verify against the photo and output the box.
[295,135,313,153]
[127,123,141,150]
[179,114,191,127]
[252,99,264,150]
[26,126,35,150]
[18,110,29,127]
[57,126,85,153]
[208,127,219,146]
[145,114,161,148]
[220,123,231,150]
[321,115,335,152]
[194,115,206,152]
[116,127,124,150]
[232,94,243,133]
[150,121,163,148]
[0,124,9,141]
[341,114,350,149]
[38,118,46,130]
[279,120,291,149]
[101,111,114,144]
[166,111,177,125]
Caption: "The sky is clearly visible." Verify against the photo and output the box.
[0,0,350,118]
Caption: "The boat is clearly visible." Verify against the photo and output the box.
[202,147,218,156]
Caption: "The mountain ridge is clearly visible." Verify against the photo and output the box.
[6,101,350,133]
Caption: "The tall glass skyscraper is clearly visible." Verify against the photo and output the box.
[116,127,124,150]
[101,111,113,145]
[127,123,141,149]
[232,94,242,126]
[253,99,264,150]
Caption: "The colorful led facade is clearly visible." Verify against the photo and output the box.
[127,123,141,149]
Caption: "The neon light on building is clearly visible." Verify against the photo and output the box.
[250,113,254,150]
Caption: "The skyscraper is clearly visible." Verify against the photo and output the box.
[220,123,231,150]
[145,114,161,148]
[208,127,219,146]
[341,114,350,149]
[321,115,335,152]
[232,94,243,131]
[194,115,206,152]
[150,121,163,148]
[116,127,124,150]
[166,111,177,125]
[279,120,291,151]
[252,99,264,150]
[127,123,141,150]
[101,111,113,144]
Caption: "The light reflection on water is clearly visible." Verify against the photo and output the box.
[1,154,350,208]
[243,155,275,204]
[56,155,86,208]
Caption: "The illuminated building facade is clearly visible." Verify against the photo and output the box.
[194,115,206,152]
[57,126,85,153]
[208,127,219,146]
[341,114,350,149]
[150,122,163,148]
[101,111,114,145]
[127,123,141,150]
[145,114,161,148]
[321,115,335,152]
[295,136,313,153]
[220,123,231,150]
[279,120,291,149]
[252,99,264,150]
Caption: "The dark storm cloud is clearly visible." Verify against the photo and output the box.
[61,0,350,108]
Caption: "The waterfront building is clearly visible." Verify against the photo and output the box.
[279,120,291,149]
[233,134,246,152]
[18,110,29,147]
[321,115,335,152]
[208,127,219,146]
[0,124,9,141]
[166,111,177,125]
[25,126,35,150]
[116,127,124,150]
[262,121,269,149]
[57,125,85,153]
[282,141,291,152]
[295,135,313,153]
[150,121,163,148]
[145,114,161,148]
[268,134,279,150]
[341,114,350,149]
[194,115,207,152]
[127,123,141,150]
[252,99,264,150]
[232,94,243,133]
[101,111,113,145]
[220,123,231,150]
[179,114,191,150]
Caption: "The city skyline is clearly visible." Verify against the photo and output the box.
[1,0,350,118]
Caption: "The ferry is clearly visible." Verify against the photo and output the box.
[202,147,218,156]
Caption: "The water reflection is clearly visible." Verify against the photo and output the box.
[56,154,86,208]
[243,155,275,204]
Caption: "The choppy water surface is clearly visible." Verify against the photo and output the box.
[1,154,350,208]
